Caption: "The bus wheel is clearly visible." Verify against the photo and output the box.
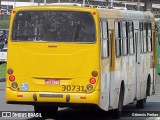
[34,105,58,118]
[136,98,146,109]
[114,86,124,118]
[146,76,151,96]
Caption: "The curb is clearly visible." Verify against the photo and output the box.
[0,78,6,82]
[146,117,160,120]
[145,117,160,120]
[155,117,160,120]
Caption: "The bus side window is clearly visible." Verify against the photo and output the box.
[101,20,109,58]
[147,23,152,52]
[115,21,121,56]
[122,21,128,55]
[128,22,135,55]
[143,22,147,53]
[140,22,144,53]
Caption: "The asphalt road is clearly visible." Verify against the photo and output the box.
[0,76,160,120]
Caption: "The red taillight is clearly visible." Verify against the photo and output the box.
[89,77,96,84]
[9,75,15,82]
[7,68,13,75]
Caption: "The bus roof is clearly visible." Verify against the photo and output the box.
[12,5,154,22]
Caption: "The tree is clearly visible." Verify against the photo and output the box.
[0,20,10,29]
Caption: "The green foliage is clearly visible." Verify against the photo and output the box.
[0,20,10,29]
[0,63,6,78]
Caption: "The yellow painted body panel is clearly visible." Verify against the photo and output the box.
[6,43,100,91]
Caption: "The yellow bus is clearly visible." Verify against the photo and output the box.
[6,4,157,117]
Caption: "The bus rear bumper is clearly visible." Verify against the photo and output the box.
[6,88,100,105]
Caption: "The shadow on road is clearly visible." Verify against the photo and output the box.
[27,109,121,120]
[26,101,160,120]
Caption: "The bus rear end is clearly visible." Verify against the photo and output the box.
[6,6,100,113]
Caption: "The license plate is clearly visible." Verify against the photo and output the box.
[45,79,60,85]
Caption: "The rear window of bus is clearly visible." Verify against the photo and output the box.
[12,11,96,43]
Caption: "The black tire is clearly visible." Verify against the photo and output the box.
[34,105,58,118]
[146,77,151,96]
[114,86,124,118]
[136,98,146,109]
